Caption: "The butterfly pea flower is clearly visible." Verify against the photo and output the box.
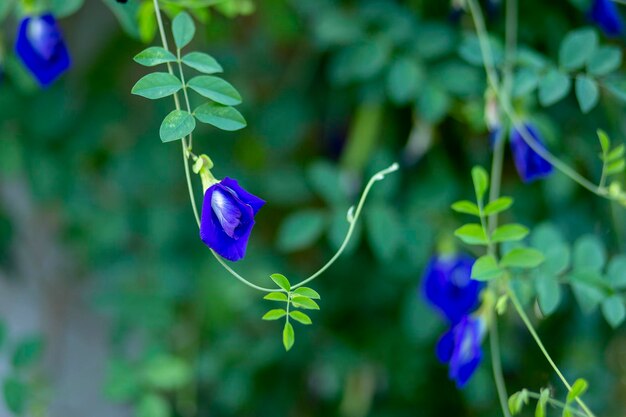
[510,123,553,183]
[436,315,486,387]
[200,177,265,262]
[423,254,484,325]
[15,13,70,87]
[589,0,624,37]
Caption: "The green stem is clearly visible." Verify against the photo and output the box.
[525,391,589,417]
[508,289,596,417]
[490,315,512,417]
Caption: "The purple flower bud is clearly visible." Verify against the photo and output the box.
[200,177,265,262]
[510,123,553,183]
[436,315,485,387]
[422,254,483,325]
[589,0,624,37]
[15,13,71,87]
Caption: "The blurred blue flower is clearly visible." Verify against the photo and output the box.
[200,177,265,262]
[15,13,70,87]
[436,316,486,387]
[423,254,483,325]
[510,123,553,183]
[589,0,624,37]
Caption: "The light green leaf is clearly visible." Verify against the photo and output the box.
[270,273,291,292]
[137,1,157,43]
[508,390,529,415]
[559,28,598,70]
[3,377,26,415]
[471,254,503,281]
[283,321,295,351]
[539,69,571,106]
[454,224,488,245]
[291,296,320,310]
[535,274,561,315]
[293,287,321,300]
[263,292,288,302]
[491,224,529,243]
[607,255,626,289]
[137,394,169,417]
[276,210,327,252]
[484,197,513,215]
[187,75,242,105]
[598,129,611,155]
[602,295,626,328]
[607,144,625,162]
[289,311,312,325]
[451,200,480,216]
[142,356,192,390]
[159,110,195,142]
[536,388,550,417]
[366,204,403,261]
[182,51,223,74]
[50,0,83,17]
[194,102,246,131]
[588,46,622,76]
[172,12,196,49]
[571,272,606,313]
[606,159,625,175]
[501,248,545,269]
[131,72,182,99]
[262,309,287,320]
[496,295,509,315]
[512,68,541,98]
[471,166,489,201]
[575,75,599,114]
[567,379,589,403]
[573,235,606,273]
[134,47,176,67]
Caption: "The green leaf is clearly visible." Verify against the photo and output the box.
[264,292,288,302]
[606,159,625,175]
[607,255,626,289]
[137,394,169,417]
[471,166,489,201]
[159,110,196,142]
[291,296,320,310]
[604,77,626,102]
[607,144,625,162]
[182,51,223,74]
[131,72,182,99]
[50,0,83,17]
[598,129,611,155]
[451,200,480,216]
[472,254,504,281]
[293,287,321,300]
[12,337,43,368]
[559,28,598,70]
[142,356,192,390]
[289,311,312,325]
[496,295,509,315]
[588,46,622,76]
[512,67,540,98]
[3,377,26,415]
[133,47,176,67]
[137,1,157,43]
[270,273,291,292]
[276,209,327,252]
[536,388,550,417]
[172,12,196,49]
[535,274,561,315]
[484,197,513,215]
[602,295,626,328]
[573,235,606,272]
[575,75,599,114]
[454,224,488,245]
[491,224,529,243]
[386,57,423,105]
[571,272,606,313]
[365,204,403,261]
[194,102,246,131]
[283,321,295,351]
[539,69,571,106]
[567,379,589,403]
[187,75,242,106]
[508,390,529,415]
[501,248,545,269]
[262,309,287,320]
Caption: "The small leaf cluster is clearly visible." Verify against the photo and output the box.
[262,274,320,351]
[597,129,626,186]
[452,166,544,281]
[509,379,588,417]
[132,12,246,143]
[0,323,46,416]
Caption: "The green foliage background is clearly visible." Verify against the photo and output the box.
[1,0,626,416]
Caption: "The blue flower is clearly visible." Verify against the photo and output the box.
[15,13,70,87]
[423,254,483,325]
[510,123,553,183]
[436,316,486,387]
[200,177,265,262]
[589,0,624,37]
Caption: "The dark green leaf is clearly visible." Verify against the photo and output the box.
[142,356,192,390]
[270,273,291,292]
[133,47,177,67]
[607,255,626,289]
[187,75,242,105]
[289,311,312,325]
[172,12,196,49]
[159,110,195,142]
[386,57,423,105]
[559,28,598,70]
[3,377,26,415]
[262,309,287,320]
[535,274,561,315]
[588,46,622,76]
[137,394,169,417]
[182,51,223,74]
[194,102,246,131]
[539,69,571,106]
[12,337,43,368]
[131,72,182,99]
[575,75,599,114]
[602,295,626,328]
[512,68,540,98]
[366,204,403,261]
[573,235,606,272]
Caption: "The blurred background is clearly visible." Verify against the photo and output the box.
[1,0,626,416]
